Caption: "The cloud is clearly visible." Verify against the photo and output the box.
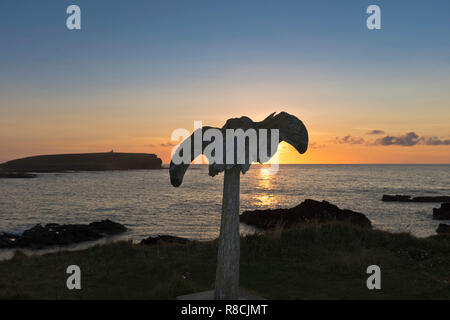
[160,141,178,147]
[332,135,365,145]
[367,130,385,135]
[373,132,420,146]
[144,141,179,148]
[421,136,450,146]
[371,132,450,147]
[309,142,327,149]
[333,131,450,147]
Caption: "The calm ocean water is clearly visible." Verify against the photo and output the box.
[1,165,449,241]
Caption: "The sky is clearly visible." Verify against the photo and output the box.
[0,0,449,164]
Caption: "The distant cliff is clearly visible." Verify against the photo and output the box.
[0,152,163,172]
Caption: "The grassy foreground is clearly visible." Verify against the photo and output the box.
[1,223,450,299]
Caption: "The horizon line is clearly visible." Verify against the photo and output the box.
[162,163,450,166]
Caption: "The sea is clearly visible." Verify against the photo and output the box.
[1,165,449,243]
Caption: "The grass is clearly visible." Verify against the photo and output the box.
[1,223,450,299]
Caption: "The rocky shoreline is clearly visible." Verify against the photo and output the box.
[140,235,190,245]
[437,224,450,234]
[0,172,37,179]
[240,199,372,230]
[0,219,195,251]
[433,203,450,220]
[0,219,127,250]
[2,198,449,251]
[382,194,450,203]
[381,195,450,234]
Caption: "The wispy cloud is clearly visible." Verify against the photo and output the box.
[421,136,450,146]
[144,141,179,148]
[309,142,327,149]
[366,129,385,135]
[160,141,178,147]
[332,135,365,145]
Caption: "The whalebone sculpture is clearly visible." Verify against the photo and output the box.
[169,112,308,299]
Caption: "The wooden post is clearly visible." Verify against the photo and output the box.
[214,166,241,300]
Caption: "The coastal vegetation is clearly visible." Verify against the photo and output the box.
[1,222,450,299]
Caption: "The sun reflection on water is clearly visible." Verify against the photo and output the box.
[254,166,277,206]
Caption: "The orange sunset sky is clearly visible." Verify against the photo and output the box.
[1,1,449,164]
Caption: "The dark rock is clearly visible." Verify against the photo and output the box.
[21,224,60,247]
[412,196,450,203]
[436,224,450,234]
[0,233,20,248]
[0,220,127,250]
[19,224,101,249]
[0,172,37,178]
[382,195,450,203]
[89,219,127,235]
[433,203,450,220]
[45,223,60,228]
[240,199,371,230]
[140,235,190,246]
[382,195,411,202]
